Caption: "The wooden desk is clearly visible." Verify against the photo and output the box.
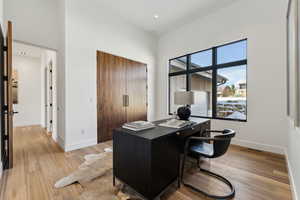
[113,118,210,200]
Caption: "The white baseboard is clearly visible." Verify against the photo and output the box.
[57,135,65,151]
[285,149,299,200]
[14,124,42,128]
[65,139,97,152]
[52,134,58,142]
[232,138,285,154]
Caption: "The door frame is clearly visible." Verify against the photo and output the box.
[0,23,7,169]
[14,40,58,141]
[6,21,13,169]
[96,50,148,143]
[0,21,13,169]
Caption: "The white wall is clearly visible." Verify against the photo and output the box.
[4,0,60,50]
[56,0,66,148]
[63,0,157,151]
[41,52,46,128]
[13,56,42,127]
[156,0,288,154]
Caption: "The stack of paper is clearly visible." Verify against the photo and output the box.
[122,121,155,131]
[158,119,193,129]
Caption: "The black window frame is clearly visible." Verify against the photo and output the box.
[168,39,248,122]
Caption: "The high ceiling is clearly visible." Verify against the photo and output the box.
[96,0,237,35]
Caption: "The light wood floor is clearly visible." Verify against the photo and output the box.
[0,126,292,200]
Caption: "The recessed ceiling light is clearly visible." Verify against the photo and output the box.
[154,14,159,19]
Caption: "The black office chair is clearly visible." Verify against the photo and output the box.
[180,129,236,200]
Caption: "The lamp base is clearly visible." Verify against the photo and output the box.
[177,106,191,120]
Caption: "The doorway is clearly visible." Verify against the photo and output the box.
[12,42,58,141]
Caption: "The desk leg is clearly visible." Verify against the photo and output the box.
[113,174,116,186]
[178,154,181,188]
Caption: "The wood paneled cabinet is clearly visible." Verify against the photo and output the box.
[97,51,147,143]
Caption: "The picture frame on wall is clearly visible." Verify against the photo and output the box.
[287,0,300,127]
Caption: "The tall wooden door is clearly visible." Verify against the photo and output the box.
[97,51,127,143]
[126,60,147,122]
[97,51,147,142]
[6,21,13,169]
[0,21,13,169]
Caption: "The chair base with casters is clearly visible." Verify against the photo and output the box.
[180,129,236,200]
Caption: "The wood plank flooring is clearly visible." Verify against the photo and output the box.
[0,126,292,200]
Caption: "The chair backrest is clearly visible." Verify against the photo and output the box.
[212,129,235,158]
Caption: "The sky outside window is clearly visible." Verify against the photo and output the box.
[217,40,247,64]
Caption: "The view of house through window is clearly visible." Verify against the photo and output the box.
[169,74,186,114]
[217,65,247,120]
[169,39,247,121]
[190,71,213,117]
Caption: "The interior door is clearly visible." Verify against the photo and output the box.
[97,51,127,142]
[0,21,13,169]
[6,21,13,169]
[47,61,53,133]
[126,60,147,122]
[0,23,5,169]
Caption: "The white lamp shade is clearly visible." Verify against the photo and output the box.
[174,91,194,105]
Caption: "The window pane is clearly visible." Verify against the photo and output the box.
[217,40,247,64]
[169,75,186,114]
[191,49,212,68]
[217,65,247,120]
[170,56,187,73]
[190,71,213,117]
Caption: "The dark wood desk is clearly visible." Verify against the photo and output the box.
[113,118,210,200]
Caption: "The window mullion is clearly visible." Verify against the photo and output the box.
[212,47,217,118]
[187,55,191,91]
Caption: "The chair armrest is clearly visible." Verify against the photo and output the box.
[187,136,231,143]
[188,136,215,142]
[203,129,235,135]
[203,130,225,134]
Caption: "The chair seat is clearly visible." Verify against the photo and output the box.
[189,142,214,157]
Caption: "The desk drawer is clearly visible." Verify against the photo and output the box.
[177,125,201,138]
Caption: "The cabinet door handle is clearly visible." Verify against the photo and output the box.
[126,95,129,107]
[123,95,126,107]
[123,95,129,107]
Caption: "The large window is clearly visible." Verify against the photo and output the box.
[169,39,247,121]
